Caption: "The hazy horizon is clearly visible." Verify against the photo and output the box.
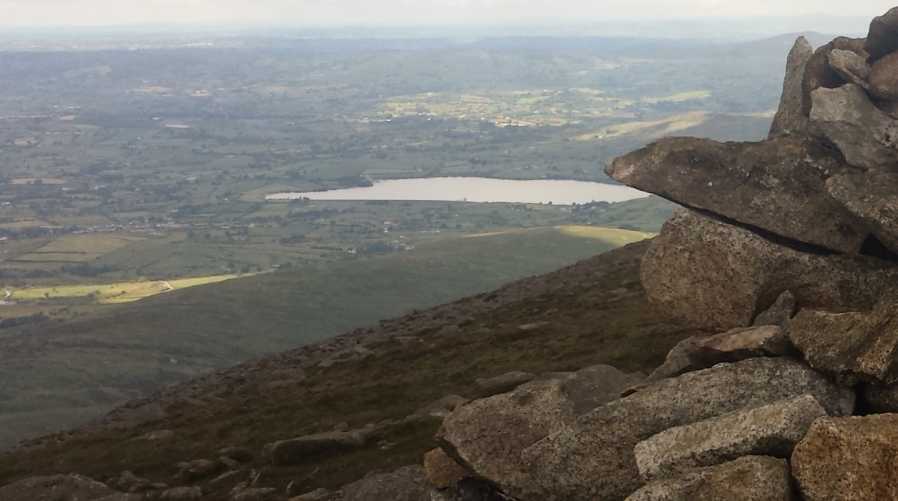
[0,0,893,29]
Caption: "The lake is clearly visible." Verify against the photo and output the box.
[266,177,648,205]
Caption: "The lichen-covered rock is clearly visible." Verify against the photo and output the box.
[788,296,898,385]
[809,83,898,171]
[865,7,898,62]
[633,395,825,480]
[792,414,898,501]
[0,474,117,501]
[640,210,895,331]
[439,364,639,499]
[869,52,898,100]
[625,456,794,501]
[437,379,576,498]
[827,49,871,89]
[520,358,853,501]
[649,325,791,381]
[341,465,429,501]
[753,291,797,327]
[770,36,814,137]
[802,37,867,113]
[827,170,898,254]
[607,135,865,254]
[424,448,469,489]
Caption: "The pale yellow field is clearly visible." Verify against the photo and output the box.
[574,111,708,141]
[464,226,654,247]
[556,225,655,246]
[9,274,243,304]
[641,90,712,104]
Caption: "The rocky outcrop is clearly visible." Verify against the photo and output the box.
[827,49,871,89]
[517,358,851,501]
[792,414,898,500]
[809,84,898,172]
[788,296,898,385]
[607,136,865,254]
[639,210,895,331]
[866,7,898,62]
[0,474,117,501]
[341,465,430,501]
[648,325,791,380]
[438,364,642,499]
[869,52,898,100]
[770,36,814,137]
[826,171,898,253]
[424,448,469,489]
[626,456,794,501]
[633,395,825,480]
[753,290,797,327]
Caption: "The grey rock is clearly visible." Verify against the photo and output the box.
[788,296,898,385]
[438,379,577,499]
[809,83,898,171]
[826,171,898,253]
[558,364,645,414]
[866,7,898,62]
[423,448,469,489]
[792,414,898,500]
[649,325,792,380]
[0,474,117,501]
[342,465,429,501]
[634,395,826,480]
[520,357,853,501]
[473,371,535,398]
[753,290,797,327]
[268,430,370,466]
[801,38,867,116]
[827,49,871,89]
[438,364,639,498]
[625,456,794,501]
[770,36,814,137]
[870,52,898,100]
[607,135,866,254]
[640,210,896,331]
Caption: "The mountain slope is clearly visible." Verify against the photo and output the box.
[0,239,704,497]
[0,225,655,450]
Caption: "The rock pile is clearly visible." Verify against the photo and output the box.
[426,8,898,501]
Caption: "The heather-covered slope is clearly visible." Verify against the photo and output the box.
[0,240,702,498]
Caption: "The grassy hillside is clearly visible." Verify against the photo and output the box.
[0,240,703,497]
[0,226,649,450]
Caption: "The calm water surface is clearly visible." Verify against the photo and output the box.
[266,177,648,205]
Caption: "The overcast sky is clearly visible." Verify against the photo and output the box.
[0,0,894,27]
